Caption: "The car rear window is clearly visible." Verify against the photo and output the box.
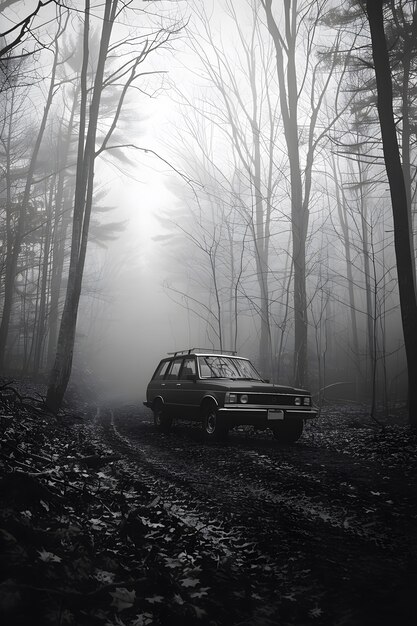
[153,360,170,380]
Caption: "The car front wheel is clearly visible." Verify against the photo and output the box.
[271,418,303,444]
[202,403,228,441]
[153,401,172,433]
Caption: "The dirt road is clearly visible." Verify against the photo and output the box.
[94,404,417,626]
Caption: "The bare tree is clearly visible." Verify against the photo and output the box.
[46,0,182,411]
[331,153,360,375]
[0,0,64,58]
[365,0,417,425]
[261,0,348,387]
[171,0,284,375]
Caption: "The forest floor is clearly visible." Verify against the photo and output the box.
[1,379,417,626]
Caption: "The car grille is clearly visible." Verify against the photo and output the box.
[248,394,299,406]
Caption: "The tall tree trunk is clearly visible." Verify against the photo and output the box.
[46,96,79,368]
[47,186,72,369]
[252,121,272,376]
[355,158,375,379]
[1,89,16,368]
[32,183,53,375]
[366,0,417,425]
[399,18,417,278]
[46,0,117,412]
[332,154,360,372]
[262,0,308,388]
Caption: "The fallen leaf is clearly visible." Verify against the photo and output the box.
[105,615,127,626]
[110,587,135,611]
[139,517,164,529]
[181,578,200,588]
[192,606,207,619]
[164,557,182,569]
[173,594,184,605]
[145,595,164,604]
[90,518,105,530]
[38,549,61,563]
[309,606,323,618]
[95,569,115,584]
[131,613,153,626]
[282,593,297,602]
[190,590,208,599]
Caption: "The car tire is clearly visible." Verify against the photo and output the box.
[271,418,303,444]
[153,401,172,433]
[202,402,228,441]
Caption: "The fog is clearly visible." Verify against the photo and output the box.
[68,157,188,402]
[1,0,415,415]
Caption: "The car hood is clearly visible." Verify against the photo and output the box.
[203,379,309,394]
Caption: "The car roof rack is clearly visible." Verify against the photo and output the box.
[168,347,238,357]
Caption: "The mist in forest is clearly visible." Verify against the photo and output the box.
[1,0,416,415]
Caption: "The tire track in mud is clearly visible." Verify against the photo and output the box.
[110,409,403,551]
[96,408,251,560]
[97,406,341,621]
[94,406,416,626]
[97,408,324,622]
[105,408,407,573]
[98,407,313,568]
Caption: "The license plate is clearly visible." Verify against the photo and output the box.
[268,409,284,420]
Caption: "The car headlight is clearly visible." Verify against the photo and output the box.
[295,397,301,406]
[226,393,237,403]
[240,394,249,404]
[303,397,310,406]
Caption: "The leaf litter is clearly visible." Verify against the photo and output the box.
[1,384,417,625]
[0,381,268,625]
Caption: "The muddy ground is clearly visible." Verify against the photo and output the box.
[1,391,417,625]
[103,405,417,625]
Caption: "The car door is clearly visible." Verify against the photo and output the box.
[177,356,200,419]
[163,357,184,416]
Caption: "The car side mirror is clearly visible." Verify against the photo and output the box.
[187,374,197,382]
[264,378,270,383]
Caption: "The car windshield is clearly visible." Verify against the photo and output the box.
[198,356,263,380]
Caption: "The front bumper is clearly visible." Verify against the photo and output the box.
[218,407,318,426]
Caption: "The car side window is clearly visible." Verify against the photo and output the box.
[153,360,170,380]
[166,358,183,380]
[180,357,196,379]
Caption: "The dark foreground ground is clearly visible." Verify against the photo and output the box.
[1,384,417,625]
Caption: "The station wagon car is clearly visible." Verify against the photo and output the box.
[144,349,317,443]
